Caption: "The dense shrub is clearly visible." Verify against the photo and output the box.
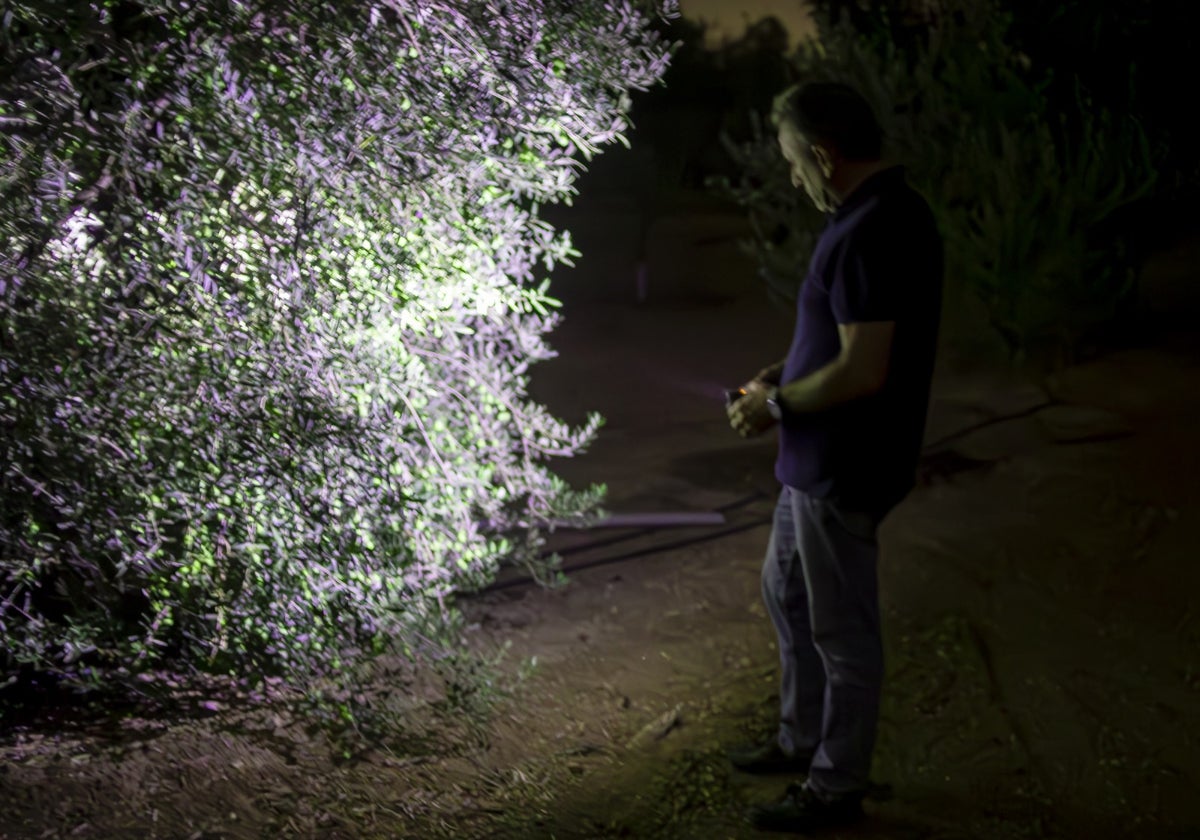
[0,0,674,696]
[1001,0,1200,192]
[719,0,1158,367]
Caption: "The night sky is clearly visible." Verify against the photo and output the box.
[680,0,815,46]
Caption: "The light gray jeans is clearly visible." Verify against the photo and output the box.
[761,485,884,799]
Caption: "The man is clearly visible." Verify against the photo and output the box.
[726,81,943,832]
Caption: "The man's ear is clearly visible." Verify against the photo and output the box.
[811,144,834,179]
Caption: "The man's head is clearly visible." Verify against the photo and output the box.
[771,82,884,212]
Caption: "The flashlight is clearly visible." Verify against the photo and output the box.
[724,387,747,408]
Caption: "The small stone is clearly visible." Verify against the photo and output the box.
[626,703,682,748]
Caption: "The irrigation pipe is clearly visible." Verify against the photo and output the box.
[554,511,728,529]
[544,491,766,560]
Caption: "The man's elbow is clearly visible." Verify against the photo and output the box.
[858,373,887,399]
[867,363,890,395]
[843,358,888,399]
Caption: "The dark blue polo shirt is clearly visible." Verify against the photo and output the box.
[776,166,942,518]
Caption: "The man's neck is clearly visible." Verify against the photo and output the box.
[829,159,894,206]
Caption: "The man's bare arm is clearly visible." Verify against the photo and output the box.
[776,321,894,413]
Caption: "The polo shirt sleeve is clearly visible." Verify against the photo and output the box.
[830,222,902,324]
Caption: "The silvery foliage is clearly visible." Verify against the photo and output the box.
[0,0,675,686]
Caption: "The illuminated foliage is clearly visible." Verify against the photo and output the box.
[0,1,674,690]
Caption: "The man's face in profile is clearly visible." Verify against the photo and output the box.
[777,120,834,213]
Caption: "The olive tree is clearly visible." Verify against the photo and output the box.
[0,0,675,696]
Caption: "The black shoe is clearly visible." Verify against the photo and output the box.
[727,739,812,774]
[747,782,864,833]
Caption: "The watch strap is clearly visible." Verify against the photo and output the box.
[766,386,784,420]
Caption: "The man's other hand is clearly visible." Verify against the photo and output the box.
[728,381,777,438]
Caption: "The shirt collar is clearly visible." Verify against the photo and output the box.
[833,165,905,221]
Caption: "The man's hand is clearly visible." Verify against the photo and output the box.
[728,380,777,438]
[755,360,786,387]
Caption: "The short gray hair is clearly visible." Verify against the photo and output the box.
[772,82,883,161]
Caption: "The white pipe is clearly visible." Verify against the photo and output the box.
[554,511,727,529]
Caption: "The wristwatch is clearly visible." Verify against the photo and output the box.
[765,386,785,421]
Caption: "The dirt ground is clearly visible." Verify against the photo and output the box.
[2,173,1199,839]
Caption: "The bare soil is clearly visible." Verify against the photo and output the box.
[2,182,1199,839]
